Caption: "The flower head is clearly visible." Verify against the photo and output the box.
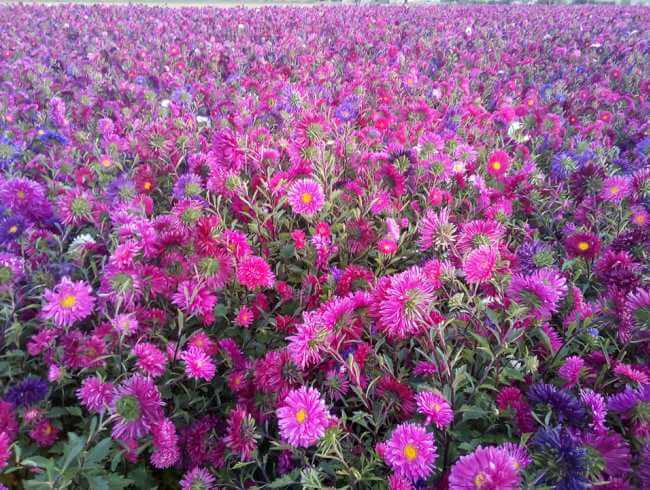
[415,391,453,429]
[4,377,48,407]
[382,423,437,481]
[180,347,216,382]
[42,277,95,327]
[77,376,114,413]
[449,446,520,490]
[287,178,325,216]
[276,386,332,447]
[109,375,164,440]
[180,467,215,490]
[236,255,275,290]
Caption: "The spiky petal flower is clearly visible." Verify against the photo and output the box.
[287,178,325,216]
[448,446,520,490]
[180,467,215,490]
[418,208,456,251]
[558,356,585,387]
[41,277,95,327]
[0,432,10,470]
[109,375,164,441]
[77,376,114,413]
[150,418,180,469]
[382,423,437,482]
[565,232,601,259]
[236,255,275,290]
[486,150,510,178]
[507,268,567,319]
[4,377,48,407]
[374,267,436,340]
[600,176,631,203]
[532,427,588,489]
[415,392,454,429]
[180,347,216,382]
[224,406,258,461]
[276,387,332,448]
[462,246,498,284]
[286,312,333,369]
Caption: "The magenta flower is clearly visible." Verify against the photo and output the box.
[0,432,11,470]
[287,178,325,216]
[600,176,631,203]
[564,231,601,259]
[486,150,510,178]
[41,277,95,327]
[133,343,167,378]
[77,376,114,413]
[180,467,215,490]
[180,346,216,382]
[276,386,332,447]
[558,355,585,387]
[415,392,453,429]
[236,255,275,290]
[109,375,164,441]
[382,423,437,481]
[462,246,498,284]
[507,268,567,319]
[449,446,520,489]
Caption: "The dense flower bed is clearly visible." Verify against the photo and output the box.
[0,3,649,489]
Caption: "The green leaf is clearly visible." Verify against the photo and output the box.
[266,471,299,488]
[86,476,109,490]
[86,438,113,465]
[460,405,488,422]
[62,433,85,471]
[22,456,53,468]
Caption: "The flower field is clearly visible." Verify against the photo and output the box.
[0,3,649,489]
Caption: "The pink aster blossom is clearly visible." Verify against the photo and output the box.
[236,255,275,290]
[382,423,437,481]
[133,343,167,378]
[150,418,180,469]
[234,305,254,328]
[600,176,631,203]
[0,432,11,470]
[224,406,258,461]
[41,277,95,327]
[287,178,325,216]
[180,467,215,490]
[77,376,115,413]
[449,446,520,489]
[286,311,333,369]
[486,150,510,179]
[109,375,164,441]
[181,347,216,382]
[378,238,398,254]
[276,386,332,448]
[462,246,498,284]
[558,355,585,387]
[29,419,59,447]
[415,392,454,429]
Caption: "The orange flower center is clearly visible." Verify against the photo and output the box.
[8,225,18,234]
[295,409,307,424]
[634,214,646,224]
[143,181,152,190]
[432,403,441,412]
[300,192,313,204]
[60,295,77,309]
[16,190,25,199]
[101,159,111,168]
[403,443,418,461]
[578,241,589,251]
[610,186,619,195]
[491,161,501,170]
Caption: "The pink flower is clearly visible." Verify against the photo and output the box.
[224,406,258,461]
[558,355,585,387]
[77,376,114,413]
[234,305,254,328]
[111,313,139,336]
[416,392,454,429]
[150,418,180,469]
[180,467,215,490]
[109,375,164,440]
[29,419,59,447]
[449,446,520,489]
[236,255,275,290]
[462,246,498,284]
[41,277,95,327]
[287,178,325,216]
[276,386,332,447]
[0,432,11,470]
[600,176,631,203]
[382,423,437,481]
[486,150,510,178]
[286,312,333,369]
[291,229,307,249]
[133,343,167,378]
[181,347,216,382]
[378,238,398,254]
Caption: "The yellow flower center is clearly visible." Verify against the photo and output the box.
[403,443,418,461]
[610,186,619,195]
[8,225,18,234]
[295,408,307,424]
[101,159,111,168]
[60,294,77,309]
[474,472,487,488]
[300,192,313,204]
[432,403,441,412]
[578,241,589,251]
[491,161,501,170]
[16,190,25,199]
[453,163,464,172]
[37,129,45,136]
[44,425,53,435]
[143,181,152,190]
[634,214,645,224]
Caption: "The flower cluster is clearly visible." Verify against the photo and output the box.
[0,3,648,488]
